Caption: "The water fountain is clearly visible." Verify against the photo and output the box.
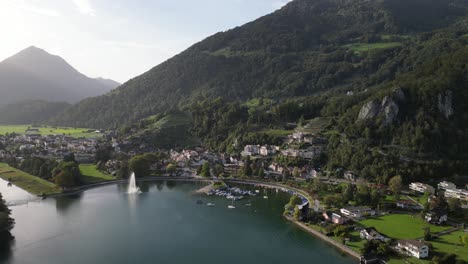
[127,172,140,194]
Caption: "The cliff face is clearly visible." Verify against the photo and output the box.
[358,89,403,125]
[438,90,453,119]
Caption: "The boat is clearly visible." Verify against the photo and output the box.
[263,196,268,199]
[228,199,236,209]
[207,203,215,207]
[255,190,260,193]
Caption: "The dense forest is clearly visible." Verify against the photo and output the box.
[0,193,14,258]
[0,100,70,124]
[48,0,468,183]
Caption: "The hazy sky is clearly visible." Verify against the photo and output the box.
[0,0,291,83]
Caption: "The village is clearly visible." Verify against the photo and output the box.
[0,126,467,263]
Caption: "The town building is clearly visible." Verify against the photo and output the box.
[396,240,429,259]
[444,188,468,201]
[340,206,375,218]
[359,227,388,242]
[344,171,357,182]
[409,182,435,194]
[425,209,448,225]
[437,181,456,190]
[396,200,423,210]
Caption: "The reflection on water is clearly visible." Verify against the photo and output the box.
[55,194,82,215]
[0,238,14,263]
[165,180,176,189]
[138,182,150,193]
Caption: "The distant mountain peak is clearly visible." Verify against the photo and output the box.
[0,46,120,106]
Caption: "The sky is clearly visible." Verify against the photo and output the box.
[0,0,292,83]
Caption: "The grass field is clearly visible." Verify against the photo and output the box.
[79,164,115,184]
[346,230,366,253]
[344,42,402,54]
[0,125,100,138]
[431,231,468,262]
[0,163,60,195]
[259,129,293,136]
[359,214,450,239]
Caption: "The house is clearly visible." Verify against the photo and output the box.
[290,132,314,143]
[444,188,468,201]
[425,209,448,225]
[396,240,429,259]
[332,213,348,224]
[437,181,457,190]
[259,145,279,156]
[409,182,435,194]
[322,211,332,222]
[340,206,375,218]
[344,171,357,182]
[268,163,285,174]
[360,227,388,242]
[241,145,260,156]
[396,200,423,210]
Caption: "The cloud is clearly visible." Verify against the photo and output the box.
[72,0,96,16]
[3,0,61,17]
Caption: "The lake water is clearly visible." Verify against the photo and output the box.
[0,179,354,264]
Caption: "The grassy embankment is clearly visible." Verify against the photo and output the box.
[79,164,115,184]
[0,163,61,195]
[0,125,100,138]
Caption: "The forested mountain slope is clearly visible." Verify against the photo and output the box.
[50,0,467,129]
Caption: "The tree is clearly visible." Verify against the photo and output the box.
[53,162,81,189]
[243,156,252,176]
[129,155,150,178]
[117,161,129,179]
[343,183,355,202]
[0,193,14,250]
[166,164,176,175]
[388,175,402,199]
[447,198,461,213]
[424,227,432,241]
[293,167,300,178]
[55,171,77,189]
[439,253,457,264]
[63,153,76,163]
[324,194,343,208]
[293,206,301,220]
[289,195,302,206]
[461,233,468,247]
[201,162,211,177]
[213,164,224,177]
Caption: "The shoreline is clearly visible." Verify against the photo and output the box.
[285,216,361,260]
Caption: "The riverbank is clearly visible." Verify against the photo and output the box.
[0,163,61,195]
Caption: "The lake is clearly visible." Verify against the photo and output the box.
[0,179,354,264]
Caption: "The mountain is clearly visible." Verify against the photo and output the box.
[94,77,121,90]
[0,46,120,107]
[50,0,467,129]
